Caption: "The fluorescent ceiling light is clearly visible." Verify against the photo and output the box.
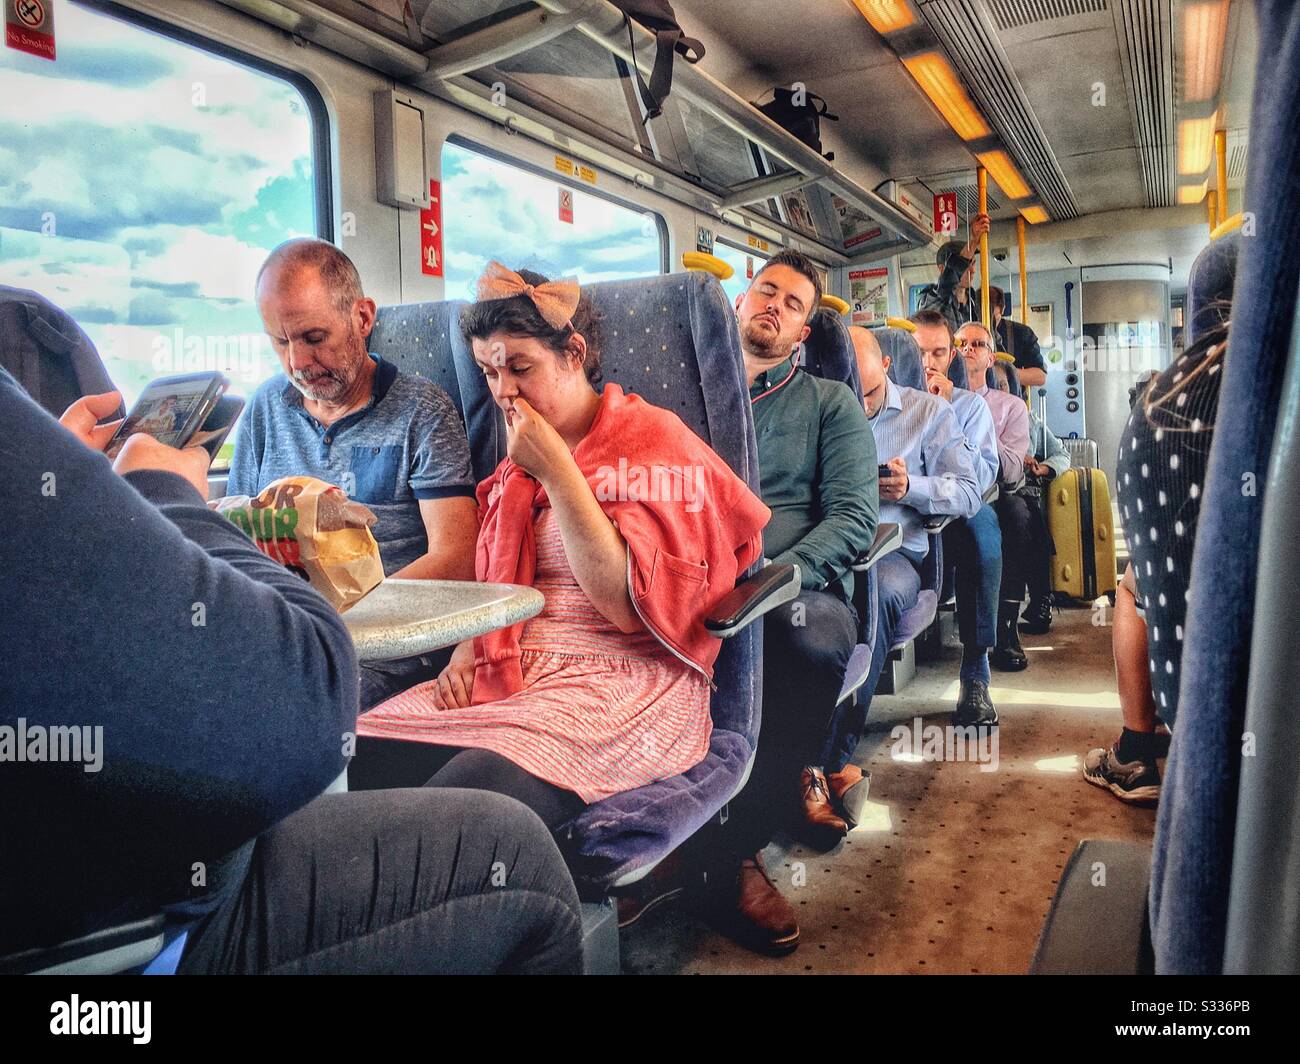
[902,52,991,141]
[1179,114,1216,174]
[852,0,915,34]
[977,149,1031,200]
[1178,181,1208,204]
[1020,206,1049,224]
[1183,0,1230,102]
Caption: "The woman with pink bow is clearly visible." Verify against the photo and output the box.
[349,262,770,829]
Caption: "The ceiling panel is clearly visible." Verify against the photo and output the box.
[1056,146,1147,213]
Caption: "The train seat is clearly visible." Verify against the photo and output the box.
[370,298,504,483]
[1184,229,1241,346]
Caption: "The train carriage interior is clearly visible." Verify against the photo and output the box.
[2,0,1299,994]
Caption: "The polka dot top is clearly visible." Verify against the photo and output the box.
[1115,338,1225,727]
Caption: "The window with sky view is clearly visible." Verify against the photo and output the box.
[0,2,318,408]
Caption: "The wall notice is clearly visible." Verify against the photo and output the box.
[849,267,889,324]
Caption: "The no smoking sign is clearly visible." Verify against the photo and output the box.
[6,0,56,61]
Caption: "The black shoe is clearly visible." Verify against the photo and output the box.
[992,604,1028,671]
[1019,595,1054,635]
[1083,746,1161,805]
[954,680,999,727]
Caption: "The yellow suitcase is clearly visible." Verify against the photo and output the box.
[1047,467,1117,600]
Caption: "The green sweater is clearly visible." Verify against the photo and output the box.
[749,356,879,600]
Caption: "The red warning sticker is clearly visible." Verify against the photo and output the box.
[419,179,442,277]
[5,0,55,61]
[558,187,573,225]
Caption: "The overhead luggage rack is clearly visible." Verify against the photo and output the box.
[215,0,932,261]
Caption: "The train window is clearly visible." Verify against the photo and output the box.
[441,139,665,299]
[0,2,324,424]
[713,240,769,305]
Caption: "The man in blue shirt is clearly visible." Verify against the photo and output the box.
[852,326,984,723]
[229,239,479,706]
[910,310,1006,723]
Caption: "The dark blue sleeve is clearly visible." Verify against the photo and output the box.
[1,368,358,932]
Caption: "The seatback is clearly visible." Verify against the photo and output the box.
[880,328,925,391]
[802,309,862,400]
[948,351,970,389]
[370,300,504,483]
[990,360,1024,398]
[556,271,763,890]
[0,286,123,420]
[1152,0,1300,975]
[1185,231,1241,346]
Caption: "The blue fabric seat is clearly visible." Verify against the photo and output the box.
[370,300,504,484]
[1151,4,1300,972]
[1185,230,1241,346]
[554,272,769,893]
[880,326,926,391]
[989,360,1024,398]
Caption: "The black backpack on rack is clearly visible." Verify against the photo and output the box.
[610,0,705,120]
[754,87,839,159]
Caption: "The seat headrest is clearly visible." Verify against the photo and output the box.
[878,327,924,391]
[1186,230,1241,345]
[988,360,1024,398]
[947,350,970,389]
[801,309,861,401]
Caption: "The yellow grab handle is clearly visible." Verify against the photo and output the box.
[885,317,916,332]
[681,251,733,279]
[820,294,851,316]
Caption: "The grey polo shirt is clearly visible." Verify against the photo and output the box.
[228,355,476,575]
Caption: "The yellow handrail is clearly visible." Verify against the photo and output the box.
[977,166,990,329]
[1210,212,1244,241]
[681,251,733,280]
[885,316,916,332]
[820,294,851,316]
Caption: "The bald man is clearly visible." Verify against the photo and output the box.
[229,238,479,707]
[850,326,990,726]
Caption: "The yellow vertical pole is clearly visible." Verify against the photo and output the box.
[1016,215,1028,322]
[977,166,990,328]
[1214,129,1229,225]
[1206,189,1218,234]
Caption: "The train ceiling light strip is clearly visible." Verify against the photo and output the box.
[1181,0,1230,103]
[1177,180,1208,204]
[975,149,1032,200]
[901,52,992,140]
[1177,112,1217,174]
[919,0,1080,220]
[851,0,918,35]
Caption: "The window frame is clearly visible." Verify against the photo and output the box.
[442,134,670,278]
[78,0,334,242]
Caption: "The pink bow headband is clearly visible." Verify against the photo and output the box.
[475,260,580,331]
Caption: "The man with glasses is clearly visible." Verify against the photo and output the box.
[955,321,1032,675]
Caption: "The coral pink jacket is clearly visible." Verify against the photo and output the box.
[473,384,770,702]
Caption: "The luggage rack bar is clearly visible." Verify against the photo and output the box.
[213,0,931,256]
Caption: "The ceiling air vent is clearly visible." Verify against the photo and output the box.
[986,0,1108,33]
[1113,0,1175,208]
[921,0,1081,219]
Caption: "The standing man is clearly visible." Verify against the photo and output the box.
[918,212,991,336]
[989,285,1047,391]
[229,238,480,707]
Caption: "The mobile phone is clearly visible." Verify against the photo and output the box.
[104,372,228,459]
[189,394,246,461]
[878,464,893,480]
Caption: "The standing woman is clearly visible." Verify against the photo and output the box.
[349,263,770,829]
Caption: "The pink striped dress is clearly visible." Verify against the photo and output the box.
[355,510,713,803]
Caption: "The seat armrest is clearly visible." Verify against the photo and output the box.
[0,915,166,975]
[1029,840,1153,974]
[704,563,800,638]
[850,522,902,571]
[983,484,999,505]
[922,513,956,534]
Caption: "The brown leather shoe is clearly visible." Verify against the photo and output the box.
[728,853,799,955]
[800,766,848,847]
[827,764,871,828]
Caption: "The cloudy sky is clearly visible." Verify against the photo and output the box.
[0,4,668,409]
[0,2,316,404]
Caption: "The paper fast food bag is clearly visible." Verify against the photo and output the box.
[211,476,384,611]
